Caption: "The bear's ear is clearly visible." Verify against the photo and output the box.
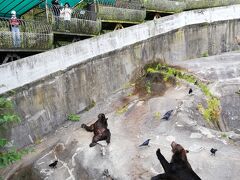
[186,150,189,153]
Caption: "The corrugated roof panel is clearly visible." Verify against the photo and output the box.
[1,0,24,15]
[0,0,90,18]
[17,0,40,16]
[44,0,82,7]
[0,0,44,17]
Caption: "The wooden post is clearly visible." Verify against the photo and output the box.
[45,0,49,22]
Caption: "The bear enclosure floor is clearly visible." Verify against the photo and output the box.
[4,52,240,180]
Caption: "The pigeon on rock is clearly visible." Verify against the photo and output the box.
[188,88,193,95]
[139,139,151,147]
[49,160,58,168]
[162,110,174,120]
[210,148,217,156]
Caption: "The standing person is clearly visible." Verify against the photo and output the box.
[9,10,21,48]
[51,0,61,30]
[60,2,72,32]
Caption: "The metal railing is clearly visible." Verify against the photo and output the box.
[49,5,101,35]
[97,0,144,10]
[183,0,240,10]
[96,0,146,23]
[140,0,186,13]
[51,16,101,35]
[0,17,53,50]
[141,0,240,13]
[72,9,97,21]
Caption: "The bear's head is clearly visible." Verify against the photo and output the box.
[171,141,189,163]
[98,113,108,126]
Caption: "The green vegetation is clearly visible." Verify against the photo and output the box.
[0,97,20,125]
[75,0,94,9]
[116,104,128,115]
[86,100,96,111]
[0,147,33,168]
[202,51,209,57]
[145,63,221,129]
[145,80,152,94]
[198,97,221,129]
[0,97,28,168]
[221,133,228,138]
[67,114,80,121]
[235,90,240,95]
[154,112,161,119]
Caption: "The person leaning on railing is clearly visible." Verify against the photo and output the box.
[60,2,72,32]
[9,10,21,48]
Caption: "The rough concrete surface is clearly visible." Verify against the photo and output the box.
[4,17,240,149]
[1,7,240,179]
[1,5,240,94]
[6,82,240,180]
[174,52,240,132]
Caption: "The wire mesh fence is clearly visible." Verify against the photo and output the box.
[141,0,240,12]
[140,0,186,13]
[97,0,144,10]
[0,17,53,50]
[51,16,101,35]
[49,5,101,35]
[184,0,240,10]
[72,9,97,21]
[97,0,146,22]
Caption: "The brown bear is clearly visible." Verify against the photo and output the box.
[81,113,111,147]
[151,141,201,180]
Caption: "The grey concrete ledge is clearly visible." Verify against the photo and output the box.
[1,4,240,94]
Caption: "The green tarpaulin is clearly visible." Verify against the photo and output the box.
[43,0,82,7]
[0,0,45,17]
[0,0,82,17]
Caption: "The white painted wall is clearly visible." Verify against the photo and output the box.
[1,5,240,94]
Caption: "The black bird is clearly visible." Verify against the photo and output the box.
[139,139,151,147]
[49,160,58,168]
[188,88,193,95]
[210,148,217,156]
[194,80,198,85]
[161,110,174,120]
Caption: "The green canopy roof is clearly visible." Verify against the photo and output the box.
[43,0,82,7]
[0,0,83,18]
[0,0,45,17]
[0,0,120,18]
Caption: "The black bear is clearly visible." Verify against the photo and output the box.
[152,141,201,180]
[81,113,111,147]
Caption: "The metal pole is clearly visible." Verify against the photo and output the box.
[45,0,49,22]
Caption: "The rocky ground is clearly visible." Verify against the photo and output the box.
[5,52,240,180]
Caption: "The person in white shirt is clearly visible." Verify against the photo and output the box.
[60,2,72,31]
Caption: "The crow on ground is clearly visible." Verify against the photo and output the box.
[188,88,193,95]
[139,139,151,147]
[162,110,174,120]
[210,148,217,156]
[49,160,58,168]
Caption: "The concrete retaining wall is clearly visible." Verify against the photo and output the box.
[1,5,240,148]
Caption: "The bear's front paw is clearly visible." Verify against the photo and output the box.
[81,124,86,128]
[156,148,161,156]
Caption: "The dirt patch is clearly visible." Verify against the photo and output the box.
[132,62,177,98]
